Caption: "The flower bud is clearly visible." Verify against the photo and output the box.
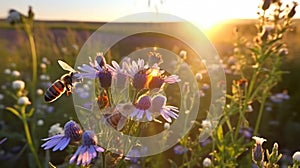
[64,120,83,142]
[262,0,271,11]
[293,151,300,163]
[203,157,212,167]
[12,80,25,90]
[18,96,31,105]
[288,2,298,18]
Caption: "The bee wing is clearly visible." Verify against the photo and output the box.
[58,60,76,72]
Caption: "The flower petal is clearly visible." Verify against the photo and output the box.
[146,111,152,121]
[136,110,144,120]
[53,137,70,151]
[69,145,83,164]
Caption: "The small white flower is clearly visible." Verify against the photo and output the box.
[179,50,187,59]
[164,123,170,129]
[12,80,25,90]
[11,70,20,77]
[4,68,11,75]
[203,157,212,167]
[195,72,203,81]
[72,44,79,51]
[0,94,4,100]
[36,89,43,96]
[40,74,50,81]
[201,120,212,130]
[252,136,267,145]
[61,47,68,53]
[18,96,31,105]
[202,83,210,90]
[40,63,47,69]
[48,123,64,136]
[247,104,253,112]
[37,119,44,126]
[292,151,300,163]
[42,57,50,64]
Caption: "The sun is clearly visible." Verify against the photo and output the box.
[161,0,257,31]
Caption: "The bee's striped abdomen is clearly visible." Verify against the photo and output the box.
[44,80,66,103]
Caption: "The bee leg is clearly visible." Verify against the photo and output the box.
[65,84,73,96]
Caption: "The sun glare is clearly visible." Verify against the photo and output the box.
[162,0,258,31]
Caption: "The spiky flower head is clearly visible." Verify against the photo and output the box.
[252,136,267,163]
[64,120,83,142]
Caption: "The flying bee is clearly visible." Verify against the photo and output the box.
[44,60,81,103]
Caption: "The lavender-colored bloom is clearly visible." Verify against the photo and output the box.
[130,95,152,121]
[69,130,105,166]
[125,146,147,163]
[133,70,149,90]
[0,138,7,145]
[147,51,163,66]
[76,54,112,89]
[150,95,179,123]
[173,145,188,155]
[148,64,180,90]
[124,58,147,78]
[41,120,82,151]
[239,127,253,139]
[107,60,129,89]
[252,136,267,163]
[270,90,290,103]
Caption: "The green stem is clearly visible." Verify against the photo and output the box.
[21,108,42,168]
[254,90,268,135]
[27,31,38,104]
[102,152,106,168]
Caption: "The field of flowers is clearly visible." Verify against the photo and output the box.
[1,1,300,168]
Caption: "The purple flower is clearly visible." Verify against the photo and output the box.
[107,60,129,89]
[130,95,152,121]
[150,95,179,123]
[239,127,253,139]
[124,59,149,90]
[0,137,7,145]
[126,94,179,122]
[147,64,180,90]
[41,120,82,151]
[125,146,147,163]
[69,130,105,166]
[173,145,188,155]
[76,53,112,89]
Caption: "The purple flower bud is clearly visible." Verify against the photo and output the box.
[148,76,164,89]
[133,70,148,90]
[97,69,112,89]
[64,120,83,142]
[82,130,97,146]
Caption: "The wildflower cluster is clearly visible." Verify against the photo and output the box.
[41,120,105,166]
[75,52,181,126]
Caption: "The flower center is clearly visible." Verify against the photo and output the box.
[135,96,151,110]
[97,69,112,89]
[133,70,148,90]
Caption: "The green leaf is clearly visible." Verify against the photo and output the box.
[217,125,223,142]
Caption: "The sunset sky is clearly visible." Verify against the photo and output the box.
[0,0,299,29]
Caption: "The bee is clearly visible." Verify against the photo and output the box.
[44,60,80,103]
